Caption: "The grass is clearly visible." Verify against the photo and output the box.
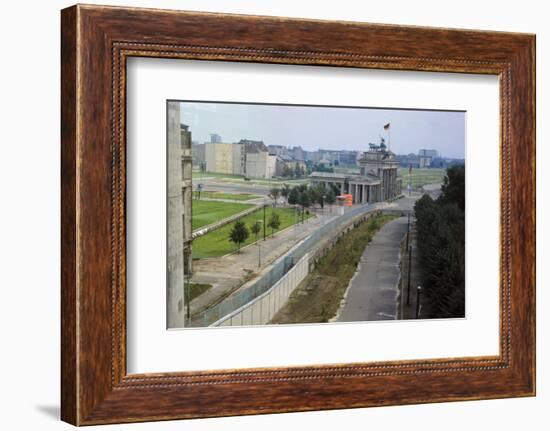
[192,207,312,259]
[192,200,254,231]
[189,283,212,301]
[270,214,397,324]
[194,191,261,201]
[398,168,446,188]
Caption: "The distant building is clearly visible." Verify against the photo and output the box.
[209,133,222,143]
[418,149,439,168]
[268,144,288,157]
[310,140,402,204]
[192,142,206,168]
[291,146,305,161]
[396,153,420,168]
[205,142,239,174]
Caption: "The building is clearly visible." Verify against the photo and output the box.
[246,150,277,178]
[191,142,206,169]
[209,133,222,143]
[167,102,193,328]
[205,142,239,174]
[310,141,402,204]
[239,139,277,179]
[418,149,439,168]
[291,146,305,161]
[267,144,288,157]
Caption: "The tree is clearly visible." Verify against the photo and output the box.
[287,187,300,205]
[280,184,291,199]
[414,164,465,319]
[268,187,280,206]
[297,189,312,223]
[295,162,302,178]
[325,189,336,206]
[282,165,293,178]
[250,220,261,241]
[267,212,281,237]
[229,220,249,252]
[438,165,465,211]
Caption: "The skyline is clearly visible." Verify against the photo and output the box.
[179,101,465,159]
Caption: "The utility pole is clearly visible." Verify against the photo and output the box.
[263,203,266,241]
[186,275,191,323]
[415,286,422,319]
[406,213,410,249]
[406,245,412,306]
[257,238,261,267]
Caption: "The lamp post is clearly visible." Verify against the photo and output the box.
[185,274,191,324]
[264,198,267,241]
[256,221,263,268]
[415,286,422,319]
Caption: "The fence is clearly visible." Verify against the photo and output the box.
[212,253,310,326]
[191,202,395,327]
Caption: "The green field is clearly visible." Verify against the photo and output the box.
[398,168,446,188]
[194,191,261,201]
[192,207,312,259]
[192,200,254,231]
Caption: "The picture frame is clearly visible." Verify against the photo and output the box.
[61,4,535,426]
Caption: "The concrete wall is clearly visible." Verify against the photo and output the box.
[166,102,186,328]
[214,253,310,327]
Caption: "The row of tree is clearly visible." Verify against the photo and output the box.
[270,183,338,210]
[414,165,465,318]
[229,212,281,252]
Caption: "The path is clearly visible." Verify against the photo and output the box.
[336,216,409,322]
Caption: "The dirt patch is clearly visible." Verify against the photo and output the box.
[270,274,342,324]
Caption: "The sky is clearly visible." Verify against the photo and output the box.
[179,101,465,159]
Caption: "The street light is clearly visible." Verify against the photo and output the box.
[256,221,263,267]
[263,198,267,241]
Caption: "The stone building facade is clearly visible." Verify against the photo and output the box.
[309,146,402,204]
[167,101,193,328]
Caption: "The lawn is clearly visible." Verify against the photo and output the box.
[192,200,254,231]
[192,206,312,259]
[194,191,261,201]
[398,168,446,188]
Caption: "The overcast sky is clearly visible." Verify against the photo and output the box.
[179,101,465,159]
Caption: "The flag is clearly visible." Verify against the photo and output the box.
[384,123,390,130]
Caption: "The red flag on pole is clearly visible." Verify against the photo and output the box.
[384,123,390,130]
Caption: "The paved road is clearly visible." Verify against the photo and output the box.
[336,216,409,322]
[194,178,271,196]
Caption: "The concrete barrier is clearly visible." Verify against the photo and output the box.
[212,253,310,326]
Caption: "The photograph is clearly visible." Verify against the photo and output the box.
[167,100,466,329]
